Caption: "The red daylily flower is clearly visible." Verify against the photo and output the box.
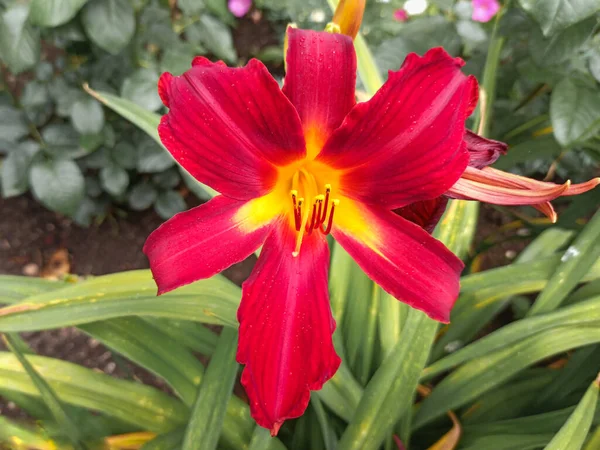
[144,28,474,434]
[398,131,599,231]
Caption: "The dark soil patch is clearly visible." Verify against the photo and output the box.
[0,194,254,419]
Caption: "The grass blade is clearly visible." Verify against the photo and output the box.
[0,270,240,331]
[79,317,205,406]
[0,352,188,432]
[529,209,600,316]
[3,334,86,450]
[83,85,216,198]
[182,328,239,450]
[414,326,600,428]
[544,375,600,450]
[423,295,600,380]
[0,417,57,450]
[0,276,66,305]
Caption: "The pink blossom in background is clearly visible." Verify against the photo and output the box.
[393,8,409,22]
[471,0,500,22]
[228,0,252,17]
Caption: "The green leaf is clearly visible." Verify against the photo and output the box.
[137,137,175,173]
[187,15,237,64]
[529,18,596,67]
[154,190,186,220]
[337,309,436,450]
[42,124,86,159]
[535,346,600,410]
[1,141,40,197]
[81,0,135,54]
[121,69,163,112]
[82,85,217,197]
[29,158,85,215]
[100,164,129,196]
[30,0,89,27]
[143,318,217,355]
[551,78,600,147]
[589,49,600,83]
[585,426,600,450]
[0,4,40,74]
[545,376,599,450]
[141,428,184,450]
[129,182,158,210]
[160,44,200,76]
[182,328,238,450]
[414,326,600,428]
[80,317,205,406]
[431,227,576,360]
[529,209,600,315]
[0,352,188,431]
[84,85,160,144]
[0,275,65,305]
[70,97,105,134]
[178,0,204,15]
[375,17,461,75]
[434,200,479,261]
[152,168,181,189]
[460,369,556,425]
[311,394,338,450]
[0,417,55,450]
[342,270,379,385]
[518,0,600,36]
[423,294,600,380]
[0,105,29,142]
[0,270,240,332]
[3,334,86,449]
[109,141,138,169]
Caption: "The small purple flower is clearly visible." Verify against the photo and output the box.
[393,9,409,22]
[472,0,500,22]
[228,0,252,18]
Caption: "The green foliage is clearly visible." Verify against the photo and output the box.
[1,1,600,450]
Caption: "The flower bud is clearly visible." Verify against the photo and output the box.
[332,0,366,39]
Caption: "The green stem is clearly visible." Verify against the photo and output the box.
[475,1,509,137]
[502,114,549,141]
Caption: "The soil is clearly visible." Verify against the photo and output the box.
[0,194,256,419]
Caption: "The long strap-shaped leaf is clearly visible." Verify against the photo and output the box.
[423,294,600,380]
[0,352,188,432]
[544,375,599,450]
[0,270,240,331]
[335,199,480,450]
[3,334,86,450]
[529,209,600,316]
[182,328,239,450]
[414,327,600,428]
[0,416,57,450]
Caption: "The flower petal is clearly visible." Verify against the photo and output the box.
[237,222,340,435]
[465,130,508,169]
[448,167,600,221]
[283,29,356,158]
[394,196,449,233]
[317,47,476,209]
[158,58,306,200]
[143,195,278,294]
[332,199,463,322]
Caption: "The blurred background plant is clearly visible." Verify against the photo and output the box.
[1,0,599,224]
[1,0,600,449]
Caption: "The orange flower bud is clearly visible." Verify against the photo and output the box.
[332,0,366,39]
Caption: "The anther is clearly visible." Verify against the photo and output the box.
[291,190,301,231]
[321,199,339,235]
[321,185,331,224]
[305,202,318,234]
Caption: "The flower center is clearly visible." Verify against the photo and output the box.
[289,168,339,257]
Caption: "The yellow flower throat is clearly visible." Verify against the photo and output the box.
[289,168,339,256]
